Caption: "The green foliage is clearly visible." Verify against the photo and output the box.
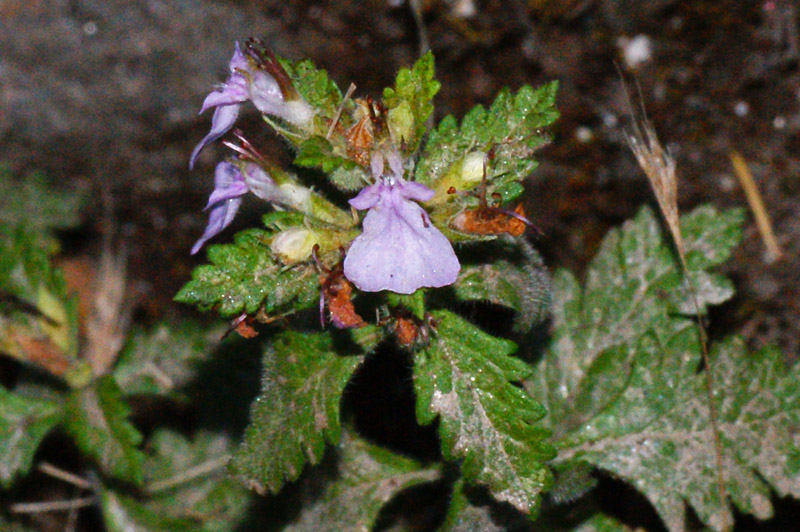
[294,136,356,173]
[524,205,800,531]
[0,385,63,488]
[282,58,342,120]
[0,166,85,239]
[527,206,742,430]
[415,81,557,209]
[413,310,553,516]
[0,224,79,369]
[113,322,219,397]
[101,431,250,532]
[382,51,441,153]
[230,331,363,494]
[283,430,440,532]
[174,228,318,318]
[63,376,145,485]
[454,238,551,334]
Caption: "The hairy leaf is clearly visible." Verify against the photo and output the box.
[101,430,249,532]
[282,58,342,120]
[382,51,440,153]
[175,228,318,318]
[0,385,63,487]
[113,322,219,397]
[415,82,557,215]
[551,328,800,532]
[230,331,363,494]
[524,204,800,532]
[63,376,145,484]
[454,238,551,333]
[284,430,439,532]
[527,206,742,429]
[0,224,79,374]
[414,310,553,515]
[294,136,356,173]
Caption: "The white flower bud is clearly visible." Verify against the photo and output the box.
[460,151,486,185]
[271,228,318,264]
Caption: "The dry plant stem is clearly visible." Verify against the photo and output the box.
[622,82,730,531]
[145,455,230,493]
[729,150,783,263]
[84,236,131,377]
[10,497,96,514]
[38,462,92,491]
[327,82,357,140]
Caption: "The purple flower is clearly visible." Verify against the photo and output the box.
[189,43,314,169]
[343,175,460,294]
[191,161,278,254]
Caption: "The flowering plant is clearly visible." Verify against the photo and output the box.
[1,42,796,532]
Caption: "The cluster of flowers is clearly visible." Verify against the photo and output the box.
[189,42,460,296]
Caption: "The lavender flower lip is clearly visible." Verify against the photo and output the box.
[343,174,460,294]
[191,161,279,255]
[189,42,313,170]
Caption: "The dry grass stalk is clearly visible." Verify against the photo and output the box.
[624,114,685,262]
[729,150,783,263]
[84,240,131,377]
[622,81,731,531]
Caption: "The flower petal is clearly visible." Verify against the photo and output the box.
[189,103,241,169]
[343,188,459,293]
[191,196,243,255]
[397,179,434,202]
[204,161,248,208]
[242,163,280,201]
[348,181,384,210]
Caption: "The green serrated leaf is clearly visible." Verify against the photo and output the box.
[454,239,550,333]
[527,206,743,432]
[0,224,80,371]
[101,430,249,532]
[382,51,441,153]
[524,203,800,531]
[551,328,800,532]
[113,322,219,397]
[175,228,318,318]
[64,376,145,484]
[413,310,553,515]
[230,331,363,494]
[0,385,63,487]
[294,136,355,173]
[0,166,86,238]
[416,82,557,211]
[282,58,343,120]
[284,429,439,532]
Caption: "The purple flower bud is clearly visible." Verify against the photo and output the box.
[190,42,314,169]
[343,176,460,294]
[191,161,279,255]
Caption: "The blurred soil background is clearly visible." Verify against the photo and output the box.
[2,0,800,530]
